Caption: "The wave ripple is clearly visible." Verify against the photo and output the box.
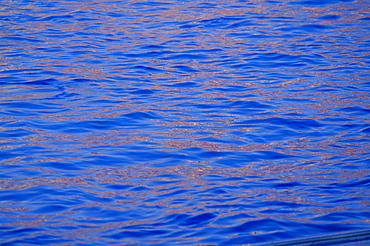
[0,0,369,245]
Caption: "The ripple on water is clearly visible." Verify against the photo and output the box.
[0,0,370,245]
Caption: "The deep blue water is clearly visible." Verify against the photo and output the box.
[1,0,370,245]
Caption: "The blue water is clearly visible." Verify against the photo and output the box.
[1,0,370,245]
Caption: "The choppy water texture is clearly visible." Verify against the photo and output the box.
[1,0,370,245]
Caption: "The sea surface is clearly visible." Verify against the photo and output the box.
[1,0,370,245]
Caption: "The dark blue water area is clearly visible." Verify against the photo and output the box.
[0,0,370,245]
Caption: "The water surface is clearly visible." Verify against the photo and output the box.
[0,0,370,245]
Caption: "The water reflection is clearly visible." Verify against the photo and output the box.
[0,0,369,245]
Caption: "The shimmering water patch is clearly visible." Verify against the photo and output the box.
[0,0,369,245]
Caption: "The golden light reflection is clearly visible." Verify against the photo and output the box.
[1,0,369,243]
